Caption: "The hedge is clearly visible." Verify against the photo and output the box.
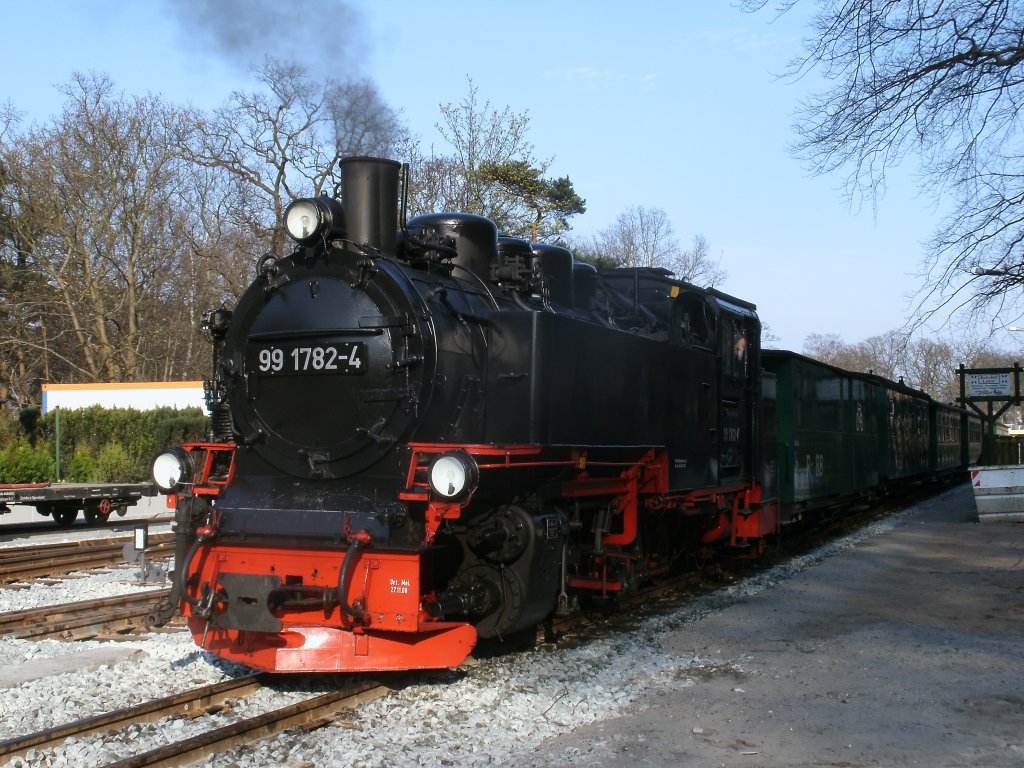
[0,406,209,484]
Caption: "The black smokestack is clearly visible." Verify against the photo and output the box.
[341,157,400,254]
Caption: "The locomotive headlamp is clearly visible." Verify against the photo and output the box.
[284,195,346,245]
[150,447,195,493]
[427,451,480,502]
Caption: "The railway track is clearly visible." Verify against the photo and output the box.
[0,589,171,639]
[0,674,264,764]
[0,533,174,585]
[0,672,389,767]
[103,679,388,768]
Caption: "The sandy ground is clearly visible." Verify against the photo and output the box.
[522,484,1024,768]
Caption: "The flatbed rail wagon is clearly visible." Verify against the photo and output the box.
[0,482,155,526]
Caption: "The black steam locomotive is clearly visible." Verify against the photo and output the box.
[148,157,976,673]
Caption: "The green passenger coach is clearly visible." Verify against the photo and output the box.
[931,401,966,474]
[763,350,980,524]
[762,350,882,522]
[863,373,931,481]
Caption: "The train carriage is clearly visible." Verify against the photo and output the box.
[761,351,881,521]
[873,377,932,481]
[931,401,969,475]
[963,412,984,466]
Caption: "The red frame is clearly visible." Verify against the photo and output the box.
[167,439,780,670]
[402,442,780,594]
[166,442,236,509]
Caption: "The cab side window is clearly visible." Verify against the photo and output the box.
[720,319,749,381]
[673,293,714,349]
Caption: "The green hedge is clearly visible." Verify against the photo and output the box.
[0,406,209,483]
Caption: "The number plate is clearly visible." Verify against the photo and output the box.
[249,342,367,376]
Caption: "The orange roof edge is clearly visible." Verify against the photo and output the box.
[42,381,205,391]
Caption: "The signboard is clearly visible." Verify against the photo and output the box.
[967,372,1013,398]
[959,364,1022,464]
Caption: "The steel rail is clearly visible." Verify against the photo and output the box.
[1,534,165,556]
[0,674,265,763]
[0,536,174,584]
[100,680,390,768]
[0,589,170,638]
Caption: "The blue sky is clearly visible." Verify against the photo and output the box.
[0,1,971,352]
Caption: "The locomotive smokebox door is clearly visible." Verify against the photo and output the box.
[231,251,429,479]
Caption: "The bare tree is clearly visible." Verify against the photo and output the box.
[180,59,342,255]
[0,64,413,399]
[584,206,725,286]
[802,332,847,366]
[676,234,727,287]
[598,207,676,269]
[0,104,48,404]
[904,337,958,402]
[801,326,1021,402]
[848,332,908,381]
[405,151,465,216]
[760,322,781,347]
[433,78,536,219]
[3,73,194,384]
[803,329,907,380]
[559,234,619,269]
[744,1,1024,330]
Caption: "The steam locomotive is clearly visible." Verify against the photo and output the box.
[148,156,982,673]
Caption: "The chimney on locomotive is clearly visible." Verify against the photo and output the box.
[341,156,401,254]
[282,156,401,254]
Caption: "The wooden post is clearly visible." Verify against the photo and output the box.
[54,406,61,482]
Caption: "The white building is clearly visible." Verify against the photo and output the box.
[42,382,206,414]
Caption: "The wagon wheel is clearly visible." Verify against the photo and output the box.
[52,505,79,527]
[84,498,113,526]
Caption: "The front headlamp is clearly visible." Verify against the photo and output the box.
[427,451,480,502]
[151,447,195,493]
[284,195,346,245]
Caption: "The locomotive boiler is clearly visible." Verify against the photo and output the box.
[147,156,780,672]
